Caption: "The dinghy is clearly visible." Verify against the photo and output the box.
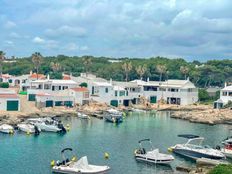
[52,148,110,174]
[104,109,123,123]
[134,139,174,164]
[0,124,14,134]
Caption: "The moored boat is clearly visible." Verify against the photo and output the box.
[77,112,90,119]
[170,134,225,160]
[134,139,174,164]
[0,124,14,134]
[52,148,110,174]
[104,109,123,123]
[17,123,41,135]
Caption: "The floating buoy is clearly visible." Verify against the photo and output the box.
[134,149,138,155]
[9,130,14,134]
[168,147,173,152]
[66,124,70,127]
[104,152,109,159]
[71,156,77,162]
[26,131,31,135]
[50,160,55,167]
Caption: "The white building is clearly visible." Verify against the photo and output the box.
[35,91,74,108]
[131,78,198,105]
[69,87,90,105]
[0,89,20,111]
[27,78,78,101]
[214,84,232,108]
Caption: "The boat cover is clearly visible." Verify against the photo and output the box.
[178,134,200,139]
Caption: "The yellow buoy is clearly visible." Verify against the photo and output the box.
[26,131,31,135]
[50,160,55,167]
[71,156,77,162]
[168,147,173,152]
[104,152,109,159]
[9,129,14,134]
[66,124,70,127]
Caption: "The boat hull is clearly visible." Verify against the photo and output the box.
[135,155,173,164]
[173,149,224,160]
[0,129,13,134]
[104,116,123,123]
[52,166,110,174]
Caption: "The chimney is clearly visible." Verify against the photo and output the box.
[30,70,32,75]
[110,78,112,85]
[187,77,189,81]
[225,82,227,87]
[47,74,50,80]
[147,77,149,82]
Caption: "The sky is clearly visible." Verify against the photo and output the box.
[0,0,232,61]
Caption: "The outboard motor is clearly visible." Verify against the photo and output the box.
[34,125,40,136]
[58,121,66,134]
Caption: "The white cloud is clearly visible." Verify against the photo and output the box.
[45,25,86,37]
[4,20,16,28]
[9,32,21,38]
[66,43,79,51]
[80,46,89,51]
[32,36,45,44]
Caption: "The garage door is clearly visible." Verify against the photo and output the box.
[7,101,19,111]
[28,94,36,101]
[46,100,53,107]
[110,100,118,107]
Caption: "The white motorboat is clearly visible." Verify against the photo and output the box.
[77,112,90,119]
[0,124,14,134]
[104,109,123,123]
[134,139,174,164]
[17,123,40,135]
[27,117,66,133]
[170,134,225,160]
[52,148,110,174]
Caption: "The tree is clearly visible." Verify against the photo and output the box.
[0,51,6,76]
[31,52,43,79]
[79,82,88,87]
[135,65,147,80]
[50,62,61,72]
[180,66,189,80]
[122,61,132,82]
[156,64,167,81]
[82,57,92,74]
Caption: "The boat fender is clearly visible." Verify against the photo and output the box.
[34,125,40,136]
[50,160,55,167]
[71,156,77,162]
[9,129,14,134]
[104,152,109,159]
[168,147,173,152]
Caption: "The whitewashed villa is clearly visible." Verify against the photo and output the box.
[214,83,232,108]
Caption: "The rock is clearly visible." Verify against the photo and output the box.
[176,165,191,172]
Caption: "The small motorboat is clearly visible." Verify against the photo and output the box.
[134,139,174,164]
[0,124,14,134]
[104,109,123,123]
[27,117,66,133]
[52,148,110,174]
[216,139,232,159]
[17,123,41,135]
[77,112,90,119]
[170,134,225,160]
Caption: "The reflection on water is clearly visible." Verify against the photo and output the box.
[0,111,230,174]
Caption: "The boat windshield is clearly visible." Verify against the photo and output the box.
[185,138,204,146]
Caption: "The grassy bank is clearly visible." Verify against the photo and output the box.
[209,164,232,174]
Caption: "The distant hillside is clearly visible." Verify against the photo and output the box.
[2,55,232,88]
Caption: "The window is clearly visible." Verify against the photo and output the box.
[126,91,128,96]
[159,88,166,91]
[115,91,118,96]
[229,92,232,96]
[83,92,89,98]
[59,86,61,90]
[222,92,227,96]
[44,84,51,89]
[144,86,157,91]
[168,88,179,92]
[119,91,125,96]
[105,88,108,93]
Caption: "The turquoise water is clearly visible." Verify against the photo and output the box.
[0,111,230,174]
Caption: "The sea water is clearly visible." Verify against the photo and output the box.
[0,111,230,174]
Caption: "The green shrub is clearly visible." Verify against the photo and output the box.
[79,82,88,87]
[209,164,232,174]
[0,82,9,88]
[223,101,232,108]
